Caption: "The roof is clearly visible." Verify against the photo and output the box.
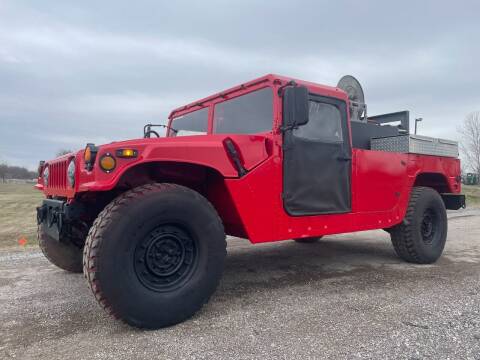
[168,74,348,119]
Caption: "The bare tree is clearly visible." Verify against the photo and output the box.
[458,111,480,175]
[0,162,7,183]
[56,149,73,157]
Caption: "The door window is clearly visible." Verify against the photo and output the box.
[294,101,343,143]
[282,94,351,215]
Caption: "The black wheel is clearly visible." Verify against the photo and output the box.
[389,187,447,264]
[38,225,83,273]
[294,236,323,243]
[83,183,226,329]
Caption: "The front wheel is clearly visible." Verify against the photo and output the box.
[83,183,226,329]
[389,187,447,264]
[38,225,84,273]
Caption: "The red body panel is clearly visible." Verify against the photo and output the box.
[37,74,462,242]
[223,148,460,243]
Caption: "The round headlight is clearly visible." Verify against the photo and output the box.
[67,159,75,187]
[43,166,49,186]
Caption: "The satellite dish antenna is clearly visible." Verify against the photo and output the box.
[337,75,367,122]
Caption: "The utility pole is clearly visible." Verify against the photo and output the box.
[414,117,423,135]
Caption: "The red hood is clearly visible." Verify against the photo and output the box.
[38,133,273,198]
[95,133,271,173]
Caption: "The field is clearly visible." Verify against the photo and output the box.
[0,183,43,248]
[464,184,480,205]
[0,182,479,249]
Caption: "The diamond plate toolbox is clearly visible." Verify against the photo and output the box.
[371,134,458,158]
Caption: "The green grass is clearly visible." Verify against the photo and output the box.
[464,184,480,206]
[0,183,43,249]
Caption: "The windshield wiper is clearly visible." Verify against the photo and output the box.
[143,124,178,138]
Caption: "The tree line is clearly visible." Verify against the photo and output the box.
[0,150,73,183]
[0,163,37,182]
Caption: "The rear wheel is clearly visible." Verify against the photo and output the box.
[38,225,84,273]
[83,183,226,329]
[294,236,323,243]
[390,187,447,264]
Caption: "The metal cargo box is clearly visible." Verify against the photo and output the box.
[371,134,459,158]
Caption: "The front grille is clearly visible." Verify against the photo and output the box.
[47,158,69,190]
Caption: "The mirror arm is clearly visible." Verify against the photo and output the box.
[144,124,152,138]
[277,80,297,96]
[280,124,299,133]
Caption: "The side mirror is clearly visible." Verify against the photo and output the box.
[283,86,309,129]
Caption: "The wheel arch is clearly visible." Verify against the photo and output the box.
[413,172,451,193]
[412,173,465,209]
[81,161,248,238]
[113,160,222,192]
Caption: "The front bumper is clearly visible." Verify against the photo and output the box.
[37,199,68,241]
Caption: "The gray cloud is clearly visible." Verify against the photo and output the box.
[1,0,479,169]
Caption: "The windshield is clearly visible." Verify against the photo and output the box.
[170,107,208,136]
[169,87,273,137]
[213,87,273,134]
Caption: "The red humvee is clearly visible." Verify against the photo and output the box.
[36,74,465,329]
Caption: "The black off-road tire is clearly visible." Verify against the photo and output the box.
[390,186,447,264]
[294,236,323,243]
[83,183,226,329]
[38,225,83,273]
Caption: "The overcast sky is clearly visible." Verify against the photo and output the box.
[1,0,479,169]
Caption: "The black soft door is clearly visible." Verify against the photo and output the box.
[283,92,351,215]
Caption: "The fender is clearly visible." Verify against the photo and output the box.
[407,155,462,194]
[390,154,462,225]
[75,134,271,194]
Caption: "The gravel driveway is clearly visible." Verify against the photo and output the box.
[1,209,479,359]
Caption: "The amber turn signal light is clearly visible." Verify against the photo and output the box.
[84,147,92,162]
[115,149,138,158]
[99,153,116,172]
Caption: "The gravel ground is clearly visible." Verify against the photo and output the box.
[1,209,479,359]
